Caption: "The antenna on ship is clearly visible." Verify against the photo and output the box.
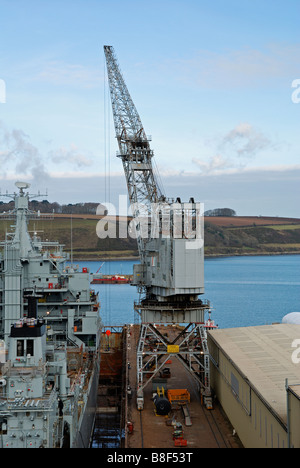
[70,211,74,272]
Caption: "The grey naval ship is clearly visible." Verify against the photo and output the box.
[0,182,102,448]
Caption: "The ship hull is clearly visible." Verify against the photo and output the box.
[73,350,101,448]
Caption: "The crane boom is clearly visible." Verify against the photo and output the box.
[104,46,147,146]
[104,45,164,265]
[103,47,162,205]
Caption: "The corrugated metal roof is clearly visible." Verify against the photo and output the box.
[208,324,300,424]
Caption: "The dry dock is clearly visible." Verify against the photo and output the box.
[94,322,300,449]
[124,324,242,449]
[92,324,243,449]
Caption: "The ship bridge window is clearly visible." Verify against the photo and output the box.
[17,340,24,357]
[16,339,34,357]
[27,339,34,356]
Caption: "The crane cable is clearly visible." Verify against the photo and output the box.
[103,53,111,325]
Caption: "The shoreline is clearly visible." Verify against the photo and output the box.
[72,251,300,262]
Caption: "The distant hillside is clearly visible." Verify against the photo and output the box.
[0,213,299,259]
[204,216,300,256]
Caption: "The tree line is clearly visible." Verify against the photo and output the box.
[0,200,99,214]
[204,208,236,217]
[0,199,237,217]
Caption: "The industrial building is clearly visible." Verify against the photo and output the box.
[208,324,300,448]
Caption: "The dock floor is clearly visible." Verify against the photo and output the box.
[125,325,242,449]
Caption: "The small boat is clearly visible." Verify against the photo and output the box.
[91,274,132,284]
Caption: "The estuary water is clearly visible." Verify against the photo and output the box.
[78,255,300,329]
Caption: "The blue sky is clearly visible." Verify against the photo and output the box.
[0,0,299,216]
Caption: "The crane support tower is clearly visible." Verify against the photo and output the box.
[103,46,212,410]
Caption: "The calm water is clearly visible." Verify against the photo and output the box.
[77,255,300,329]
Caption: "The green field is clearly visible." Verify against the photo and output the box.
[267,225,300,230]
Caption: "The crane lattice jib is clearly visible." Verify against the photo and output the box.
[104,45,164,261]
[104,46,147,144]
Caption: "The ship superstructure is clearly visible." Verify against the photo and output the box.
[0,182,101,448]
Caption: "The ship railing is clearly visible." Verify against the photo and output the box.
[0,212,54,221]
[1,360,46,378]
[134,298,211,310]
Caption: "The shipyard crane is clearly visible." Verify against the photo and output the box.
[104,46,213,410]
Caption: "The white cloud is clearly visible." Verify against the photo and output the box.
[163,162,300,178]
[49,144,93,168]
[0,120,48,180]
[0,121,99,183]
[192,154,232,175]
[221,122,275,158]
[192,122,279,176]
